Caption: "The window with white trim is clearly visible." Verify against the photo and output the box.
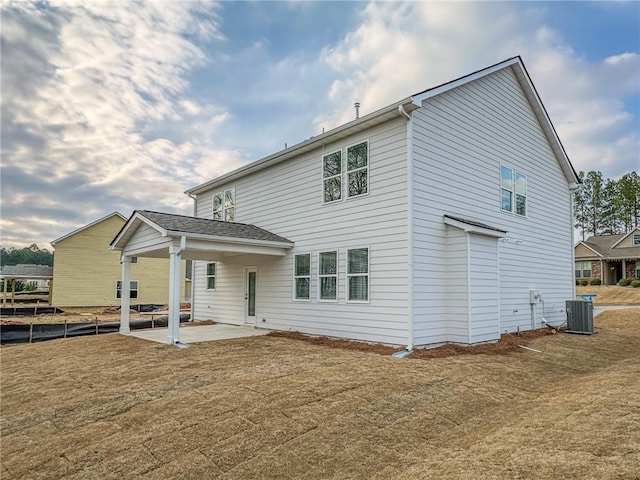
[294,254,311,300]
[633,234,640,246]
[206,263,216,290]
[347,141,368,197]
[213,188,235,221]
[347,248,369,302]
[116,280,138,299]
[574,261,591,278]
[323,150,342,203]
[318,251,337,301]
[501,166,526,216]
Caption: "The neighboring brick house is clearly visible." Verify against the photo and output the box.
[574,227,640,284]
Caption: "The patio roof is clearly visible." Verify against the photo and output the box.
[0,264,53,280]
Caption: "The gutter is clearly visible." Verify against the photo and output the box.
[393,104,414,358]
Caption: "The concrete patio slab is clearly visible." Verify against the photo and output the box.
[128,323,270,344]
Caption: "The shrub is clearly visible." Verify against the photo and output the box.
[24,282,38,292]
[631,280,640,288]
[619,278,631,287]
[589,278,602,285]
[575,279,580,286]
[0,279,26,292]
[579,280,589,286]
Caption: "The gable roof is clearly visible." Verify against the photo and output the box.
[51,212,126,247]
[576,231,640,260]
[0,264,53,279]
[610,226,640,249]
[110,210,294,250]
[185,56,579,196]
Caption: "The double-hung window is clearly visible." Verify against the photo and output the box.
[294,254,311,300]
[116,280,138,299]
[501,166,526,216]
[318,251,337,301]
[347,141,368,197]
[206,263,216,290]
[633,234,640,246]
[323,151,342,203]
[347,248,369,302]
[213,188,235,221]
[574,261,591,278]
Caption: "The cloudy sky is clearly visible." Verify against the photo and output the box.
[1,1,638,249]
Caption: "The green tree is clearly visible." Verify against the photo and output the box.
[573,171,589,241]
[0,244,53,266]
[600,179,621,235]
[617,172,640,232]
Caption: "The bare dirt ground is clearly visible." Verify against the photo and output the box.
[2,309,639,480]
[576,285,640,305]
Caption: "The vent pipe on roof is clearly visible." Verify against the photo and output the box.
[354,102,360,119]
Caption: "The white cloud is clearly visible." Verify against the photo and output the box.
[1,1,245,248]
[315,2,639,178]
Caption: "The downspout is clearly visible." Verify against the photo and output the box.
[393,104,414,357]
[569,183,579,301]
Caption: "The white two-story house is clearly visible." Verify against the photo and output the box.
[111,56,580,349]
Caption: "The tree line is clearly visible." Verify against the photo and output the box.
[574,171,639,241]
[0,244,53,267]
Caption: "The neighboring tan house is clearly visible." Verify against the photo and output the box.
[51,212,189,307]
[575,227,640,284]
[112,56,579,348]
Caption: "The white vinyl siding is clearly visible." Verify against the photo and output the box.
[318,251,338,301]
[192,117,409,345]
[206,263,216,290]
[294,254,311,301]
[411,66,574,344]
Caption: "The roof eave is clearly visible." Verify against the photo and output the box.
[165,230,294,248]
[185,98,416,196]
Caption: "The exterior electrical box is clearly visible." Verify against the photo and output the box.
[565,300,594,334]
[529,290,542,304]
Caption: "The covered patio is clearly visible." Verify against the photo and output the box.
[110,210,294,346]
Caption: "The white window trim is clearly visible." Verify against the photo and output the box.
[500,165,527,217]
[212,187,236,221]
[345,139,369,200]
[322,149,343,205]
[116,280,139,299]
[633,234,640,246]
[317,250,338,303]
[293,253,312,302]
[346,246,370,304]
[206,262,216,291]
[575,261,592,278]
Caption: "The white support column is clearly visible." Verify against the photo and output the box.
[120,256,132,334]
[168,244,183,345]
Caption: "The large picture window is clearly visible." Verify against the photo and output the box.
[116,280,138,299]
[213,188,235,221]
[294,254,311,300]
[318,251,337,301]
[347,248,369,302]
[574,261,591,278]
[206,263,216,290]
[347,141,368,198]
[323,151,342,203]
[501,166,526,216]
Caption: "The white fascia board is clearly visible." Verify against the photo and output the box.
[610,227,640,249]
[165,230,294,249]
[51,212,127,246]
[109,212,168,250]
[443,217,507,238]
[576,242,603,257]
[185,99,415,196]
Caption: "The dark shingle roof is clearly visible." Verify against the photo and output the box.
[138,211,293,244]
[580,231,640,259]
[0,264,53,278]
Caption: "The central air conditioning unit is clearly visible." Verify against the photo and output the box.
[565,300,594,334]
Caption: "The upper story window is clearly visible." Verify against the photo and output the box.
[633,233,640,246]
[206,263,216,290]
[323,151,342,203]
[500,166,526,216]
[347,141,368,197]
[294,253,311,300]
[213,188,235,221]
[318,251,337,301]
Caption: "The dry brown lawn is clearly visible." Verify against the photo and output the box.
[576,285,640,305]
[2,309,639,479]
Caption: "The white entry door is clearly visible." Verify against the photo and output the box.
[244,267,257,325]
